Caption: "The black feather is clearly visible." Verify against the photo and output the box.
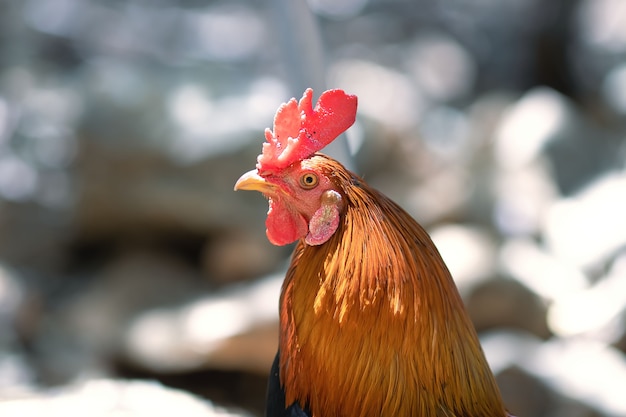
[266,351,311,417]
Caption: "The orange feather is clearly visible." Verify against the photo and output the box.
[278,156,507,417]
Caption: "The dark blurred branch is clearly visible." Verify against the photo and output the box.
[532,0,581,98]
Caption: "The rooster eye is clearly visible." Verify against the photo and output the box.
[299,172,319,189]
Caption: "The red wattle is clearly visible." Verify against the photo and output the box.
[265,198,308,246]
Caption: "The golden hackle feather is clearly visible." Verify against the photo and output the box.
[279,155,507,417]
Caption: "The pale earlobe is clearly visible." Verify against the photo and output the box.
[305,190,342,245]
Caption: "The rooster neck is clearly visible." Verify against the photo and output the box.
[278,177,506,417]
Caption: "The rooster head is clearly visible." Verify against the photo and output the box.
[234,88,358,246]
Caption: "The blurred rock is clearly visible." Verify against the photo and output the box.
[602,63,626,116]
[0,202,73,270]
[496,365,551,417]
[499,238,588,301]
[0,263,24,345]
[497,365,605,417]
[0,378,251,417]
[530,339,626,417]
[429,224,498,295]
[32,250,206,384]
[543,126,624,197]
[74,139,262,241]
[122,273,281,375]
[613,326,626,355]
[201,232,285,284]
[0,352,36,397]
[483,331,626,417]
[165,79,284,164]
[494,87,623,195]
[25,0,268,66]
[544,172,626,269]
[330,58,424,130]
[0,263,35,394]
[308,0,368,19]
[406,32,477,103]
[467,278,550,339]
[492,161,558,237]
[70,58,286,245]
[404,165,473,225]
[572,0,626,99]
[417,106,471,162]
[0,65,80,206]
[548,251,626,339]
[494,87,572,172]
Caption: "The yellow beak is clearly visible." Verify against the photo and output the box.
[234,169,278,193]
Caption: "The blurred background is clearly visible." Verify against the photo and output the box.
[0,0,626,416]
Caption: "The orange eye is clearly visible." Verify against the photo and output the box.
[299,172,319,189]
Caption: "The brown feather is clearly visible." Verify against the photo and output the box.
[279,155,507,417]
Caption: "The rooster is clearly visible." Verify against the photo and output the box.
[235,89,514,417]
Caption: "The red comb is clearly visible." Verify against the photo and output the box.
[256,88,357,172]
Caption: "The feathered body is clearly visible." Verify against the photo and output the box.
[278,156,505,417]
[235,89,512,417]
